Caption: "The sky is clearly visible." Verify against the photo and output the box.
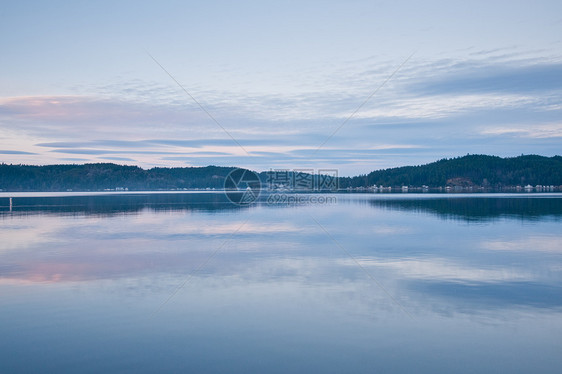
[1,0,561,176]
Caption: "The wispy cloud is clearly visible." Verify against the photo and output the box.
[0,150,36,154]
[1,53,561,172]
[98,156,136,162]
[481,122,562,138]
[408,62,562,95]
[48,149,186,155]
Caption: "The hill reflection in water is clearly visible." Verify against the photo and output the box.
[368,194,562,221]
[0,192,243,216]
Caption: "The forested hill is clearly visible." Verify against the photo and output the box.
[0,163,239,191]
[1,154,561,191]
[339,155,562,188]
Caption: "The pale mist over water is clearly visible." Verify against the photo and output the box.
[1,193,561,373]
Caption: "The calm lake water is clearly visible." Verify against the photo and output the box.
[1,193,561,373]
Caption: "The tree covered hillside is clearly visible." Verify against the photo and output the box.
[339,155,562,188]
[0,163,238,191]
[1,154,561,191]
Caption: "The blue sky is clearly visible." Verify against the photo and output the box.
[1,0,561,175]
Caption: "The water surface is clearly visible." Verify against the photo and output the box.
[1,193,561,373]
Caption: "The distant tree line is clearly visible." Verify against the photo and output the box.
[338,154,562,188]
[0,163,239,191]
[1,154,561,191]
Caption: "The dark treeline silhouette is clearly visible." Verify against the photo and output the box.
[1,154,561,191]
[0,163,239,191]
[339,154,562,188]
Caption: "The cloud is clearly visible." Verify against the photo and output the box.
[0,95,217,140]
[98,156,136,161]
[481,123,562,139]
[1,53,561,173]
[291,145,425,156]
[36,140,153,148]
[59,158,90,162]
[49,148,185,155]
[0,150,36,154]
[161,152,233,160]
[35,139,292,152]
[408,62,562,95]
[350,93,541,120]
[49,149,108,155]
